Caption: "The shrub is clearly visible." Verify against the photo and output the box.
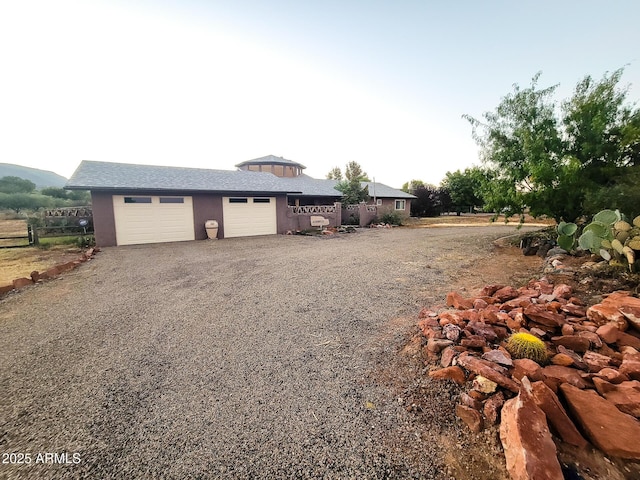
[379,210,403,226]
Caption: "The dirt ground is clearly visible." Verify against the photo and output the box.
[0,218,85,284]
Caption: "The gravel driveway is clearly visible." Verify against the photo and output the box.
[0,226,538,479]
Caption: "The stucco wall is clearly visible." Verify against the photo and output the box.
[192,194,224,239]
[91,191,117,247]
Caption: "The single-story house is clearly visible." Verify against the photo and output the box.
[65,155,415,246]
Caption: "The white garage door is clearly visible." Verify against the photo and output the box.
[222,197,277,238]
[113,195,195,245]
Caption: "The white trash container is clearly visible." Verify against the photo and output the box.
[205,220,219,239]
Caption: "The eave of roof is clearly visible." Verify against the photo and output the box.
[235,154,306,169]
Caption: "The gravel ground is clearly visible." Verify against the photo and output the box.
[0,226,538,479]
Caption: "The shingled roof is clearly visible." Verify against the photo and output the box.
[66,159,415,199]
[66,160,298,194]
[235,155,306,169]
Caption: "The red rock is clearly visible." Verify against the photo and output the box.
[621,302,640,331]
[456,404,483,433]
[442,323,461,341]
[459,309,480,322]
[530,381,587,448]
[555,346,587,371]
[561,303,587,317]
[542,365,587,392]
[426,338,453,353]
[45,266,61,277]
[467,321,498,342]
[511,358,544,383]
[576,331,602,348]
[417,318,441,339]
[561,324,575,336]
[529,327,547,338]
[528,278,554,295]
[0,284,14,295]
[418,307,437,319]
[594,367,629,384]
[473,298,488,310]
[480,305,500,324]
[483,391,505,425]
[30,270,41,282]
[460,336,487,349]
[457,353,519,393]
[517,287,541,298]
[500,378,563,480]
[460,392,482,410]
[551,354,574,367]
[620,354,640,381]
[592,378,640,418]
[550,335,590,353]
[12,277,32,289]
[482,349,513,366]
[582,351,612,373]
[587,292,636,330]
[440,347,456,367]
[502,296,534,311]
[597,323,621,343]
[524,304,565,328]
[429,366,466,385]
[552,283,572,299]
[446,291,473,310]
[494,285,519,302]
[560,383,640,459]
[506,313,525,332]
[480,284,504,297]
[438,310,464,326]
[616,330,640,349]
[468,389,488,401]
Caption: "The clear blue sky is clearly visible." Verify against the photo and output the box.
[1,0,638,187]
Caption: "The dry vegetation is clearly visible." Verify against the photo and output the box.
[0,217,84,284]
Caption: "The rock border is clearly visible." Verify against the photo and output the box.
[0,247,99,297]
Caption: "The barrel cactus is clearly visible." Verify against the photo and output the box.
[505,332,548,364]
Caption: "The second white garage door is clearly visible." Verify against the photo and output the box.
[222,197,277,238]
[113,195,195,245]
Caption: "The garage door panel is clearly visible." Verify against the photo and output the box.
[113,195,195,245]
[223,197,277,238]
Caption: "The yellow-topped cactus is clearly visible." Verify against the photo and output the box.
[505,332,548,364]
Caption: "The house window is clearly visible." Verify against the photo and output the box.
[395,199,406,210]
[124,196,152,204]
[229,198,248,203]
[253,198,271,203]
[159,197,184,204]
[376,199,382,206]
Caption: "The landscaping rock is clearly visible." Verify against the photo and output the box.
[428,366,466,385]
[457,353,519,393]
[456,404,483,433]
[472,375,498,394]
[530,381,587,448]
[12,277,32,289]
[482,349,513,367]
[483,391,505,425]
[592,378,640,418]
[500,378,563,480]
[446,291,473,310]
[541,365,588,391]
[550,335,590,353]
[560,383,640,459]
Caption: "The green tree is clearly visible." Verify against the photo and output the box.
[464,69,640,222]
[440,167,486,213]
[326,167,343,180]
[344,161,370,182]
[0,193,52,214]
[0,176,36,194]
[401,179,425,193]
[334,161,370,204]
[41,187,69,199]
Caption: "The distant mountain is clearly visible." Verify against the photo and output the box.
[0,163,68,189]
